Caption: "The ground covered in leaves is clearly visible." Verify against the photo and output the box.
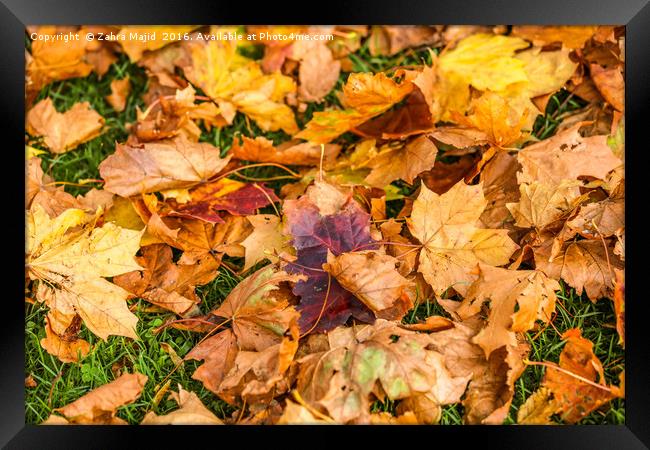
[25,25,625,425]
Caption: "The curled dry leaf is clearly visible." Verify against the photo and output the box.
[323,250,415,321]
[408,181,518,296]
[27,206,143,342]
[231,135,341,167]
[26,98,105,154]
[99,136,231,197]
[141,386,223,425]
[44,373,147,424]
[105,78,131,112]
[113,244,219,315]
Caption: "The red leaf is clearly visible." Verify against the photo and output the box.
[284,194,377,333]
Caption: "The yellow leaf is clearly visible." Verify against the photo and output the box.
[27,205,143,341]
[240,214,287,272]
[408,182,518,295]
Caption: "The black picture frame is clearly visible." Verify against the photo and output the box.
[3,1,648,448]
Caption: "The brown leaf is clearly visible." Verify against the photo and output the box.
[590,64,624,112]
[368,26,443,56]
[363,135,438,188]
[186,329,238,395]
[613,269,625,348]
[141,386,223,425]
[323,250,415,320]
[99,136,231,197]
[542,328,622,423]
[45,373,147,424]
[231,135,341,167]
[506,180,581,230]
[40,315,91,363]
[291,40,341,103]
[535,239,623,300]
[517,124,621,184]
[511,26,597,49]
[105,78,131,112]
[113,244,219,315]
[27,98,105,154]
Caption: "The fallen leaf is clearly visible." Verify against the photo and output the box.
[99,136,231,197]
[231,135,341,167]
[44,373,147,424]
[511,26,597,49]
[105,78,131,112]
[27,98,105,154]
[506,180,581,230]
[27,206,143,341]
[241,214,288,272]
[113,244,219,315]
[323,250,415,320]
[408,181,518,296]
[590,64,624,111]
[141,386,223,425]
[283,182,378,332]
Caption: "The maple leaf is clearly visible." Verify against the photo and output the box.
[516,123,622,184]
[531,328,624,423]
[296,320,468,424]
[26,98,105,154]
[99,136,231,197]
[105,78,131,112]
[231,135,341,167]
[43,373,147,424]
[323,250,415,321]
[182,26,298,134]
[283,182,378,333]
[408,181,518,296]
[113,244,219,315]
[240,214,288,272]
[535,239,623,300]
[295,72,414,143]
[163,178,279,224]
[506,180,582,230]
[516,387,556,424]
[141,386,223,425]
[186,329,238,395]
[26,27,93,102]
[361,135,438,188]
[210,266,301,351]
[291,39,341,103]
[456,264,559,358]
[27,206,143,341]
[590,64,624,113]
[40,314,91,363]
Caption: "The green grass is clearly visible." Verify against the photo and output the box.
[25,40,623,426]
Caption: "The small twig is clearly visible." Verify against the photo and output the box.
[523,359,613,393]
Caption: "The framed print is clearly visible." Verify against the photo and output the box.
[2,0,649,447]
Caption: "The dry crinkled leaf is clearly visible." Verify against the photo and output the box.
[211,266,301,351]
[295,72,414,143]
[45,373,147,424]
[590,64,624,112]
[323,250,415,321]
[27,98,105,154]
[511,26,597,49]
[506,180,581,230]
[296,320,469,424]
[231,135,341,167]
[516,386,555,424]
[113,244,219,315]
[99,136,231,197]
[478,151,521,229]
[613,269,625,348]
[456,264,559,358]
[40,315,91,363]
[408,181,518,296]
[105,78,131,112]
[517,124,622,184]
[240,214,288,272]
[141,386,223,425]
[27,205,143,341]
[535,239,623,301]
[363,135,438,188]
[541,328,623,423]
[186,329,238,395]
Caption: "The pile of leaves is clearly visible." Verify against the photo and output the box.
[25,25,625,425]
